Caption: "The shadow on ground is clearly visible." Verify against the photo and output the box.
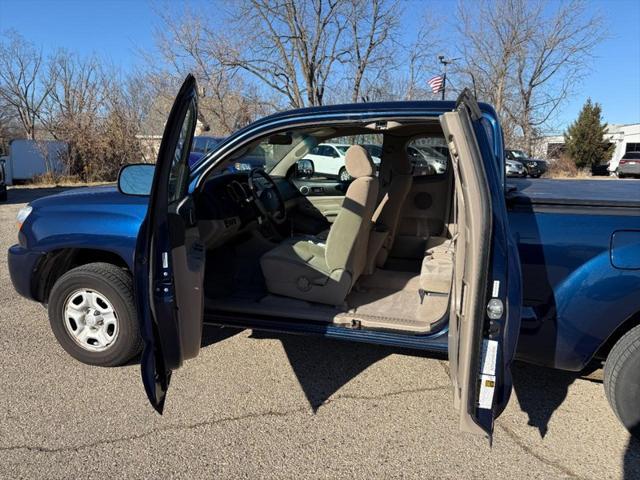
[2,186,88,205]
[248,329,444,411]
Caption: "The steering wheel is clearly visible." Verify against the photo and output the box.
[247,168,287,225]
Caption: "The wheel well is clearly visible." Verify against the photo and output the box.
[595,310,640,362]
[36,248,130,303]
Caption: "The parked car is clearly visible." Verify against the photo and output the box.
[8,78,640,440]
[0,158,7,201]
[406,145,448,175]
[305,143,381,181]
[591,162,611,176]
[189,135,225,167]
[505,159,526,177]
[616,151,640,178]
[505,149,548,178]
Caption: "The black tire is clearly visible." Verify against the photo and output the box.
[604,323,640,440]
[48,262,142,367]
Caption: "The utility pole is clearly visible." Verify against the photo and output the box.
[438,56,460,101]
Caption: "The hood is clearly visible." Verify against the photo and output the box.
[30,184,149,210]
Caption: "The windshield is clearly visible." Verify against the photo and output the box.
[623,152,640,159]
[509,149,527,159]
[335,145,350,154]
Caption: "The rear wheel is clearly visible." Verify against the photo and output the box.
[604,324,640,440]
[48,262,142,367]
[338,167,351,182]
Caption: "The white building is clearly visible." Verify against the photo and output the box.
[534,123,640,173]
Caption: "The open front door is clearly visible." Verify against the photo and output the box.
[440,91,522,439]
[135,75,205,413]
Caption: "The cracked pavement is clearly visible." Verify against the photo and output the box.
[1,187,639,479]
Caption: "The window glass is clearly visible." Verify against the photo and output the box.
[192,137,207,154]
[303,135,383,182]
[406,137,449,176]
[625,143,640,153]
[218,131,307,175]
[168,101,195,203]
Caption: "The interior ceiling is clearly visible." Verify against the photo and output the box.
[309,121,444,143]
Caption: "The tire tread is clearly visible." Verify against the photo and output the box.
[604,323,640,432]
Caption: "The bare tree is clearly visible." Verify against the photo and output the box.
[0,31,52,139]
[456,0,605,150]
[216,0,350,108]
[147,7,273,135]
[455,0,535,145]
[509,0,606,152]
[346,0,400,103]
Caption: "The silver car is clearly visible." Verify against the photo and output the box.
[616,152,640,178]
[505,159,526,177]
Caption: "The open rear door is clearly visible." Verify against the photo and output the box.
[440,91,522,439]
[135,75,205,413]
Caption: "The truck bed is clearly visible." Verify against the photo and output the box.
[508,178,640,208]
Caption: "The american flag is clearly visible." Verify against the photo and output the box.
[428,75,445,93]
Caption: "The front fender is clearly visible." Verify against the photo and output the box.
[22,204,145,270]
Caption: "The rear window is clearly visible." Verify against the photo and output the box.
[623,152,640,160]
[407,137,449,176]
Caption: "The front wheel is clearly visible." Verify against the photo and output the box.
[604,324,640,440]
[48,262,142,367]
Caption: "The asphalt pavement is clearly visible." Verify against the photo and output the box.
[0,186,638,479]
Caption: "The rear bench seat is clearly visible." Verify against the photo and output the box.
[416,235,454,329]
[422,236,454,293]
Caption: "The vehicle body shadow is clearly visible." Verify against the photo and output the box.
[248,330,443,411]
[123,325,243,366]
[624,437,640,479]
[511,361,578,437]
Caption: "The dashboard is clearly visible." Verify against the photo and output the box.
[195,172,300,248]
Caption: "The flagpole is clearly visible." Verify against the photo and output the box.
[441,71,446,101]
[438,56,459,101]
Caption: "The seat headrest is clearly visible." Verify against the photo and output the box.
[345,145,375,178]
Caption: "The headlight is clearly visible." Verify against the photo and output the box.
[16,205,32,230]
[527,161,536,167]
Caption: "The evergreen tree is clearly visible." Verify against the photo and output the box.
[564,99,614,169]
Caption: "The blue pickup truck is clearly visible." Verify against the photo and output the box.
[8,77,640,440]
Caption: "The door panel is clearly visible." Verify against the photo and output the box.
[135,74,204,413]
[440,90,521,439]
[303,196,344,222]
[291,178,347,223]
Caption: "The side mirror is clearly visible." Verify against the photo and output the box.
[118,163,155,196]
[295,159,314,179]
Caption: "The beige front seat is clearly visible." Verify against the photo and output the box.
[260,145,379,306]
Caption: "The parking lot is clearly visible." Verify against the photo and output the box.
[0,187,638,480]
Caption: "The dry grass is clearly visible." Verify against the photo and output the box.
[545,154,586,178]
[20,173,112,188]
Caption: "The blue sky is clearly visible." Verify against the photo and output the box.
[1,0,638,132]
